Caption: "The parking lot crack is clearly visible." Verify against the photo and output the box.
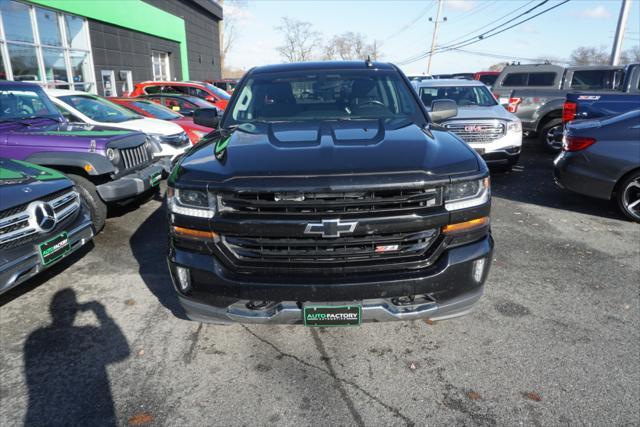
[241,325,414,426]
[310,328,364,427]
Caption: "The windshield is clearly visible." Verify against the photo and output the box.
[59,95,141,123]
[419,85,497,108]
[182,96,218,108]
[129,100,182,120]
[226,70,421,125]
[0,88,62,122]
[203,83,231,100]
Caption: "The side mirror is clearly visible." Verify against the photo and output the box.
[205,95,216,103]
[193,107,219,128]
[429,99,458,123]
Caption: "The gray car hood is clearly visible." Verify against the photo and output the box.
[445,105,518,122]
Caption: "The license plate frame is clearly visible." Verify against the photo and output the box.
[303,305,362,327]
[38,232,71,266]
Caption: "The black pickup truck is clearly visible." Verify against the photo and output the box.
[492,63,639,151]
[166,61,493,326]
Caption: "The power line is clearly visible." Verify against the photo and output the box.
[396,0,550,65]
[451,48,570,64]
[441,0,538,46]
[396,0,571,66]
[380,0,436,45]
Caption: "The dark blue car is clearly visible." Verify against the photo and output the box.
[554,110,640,222]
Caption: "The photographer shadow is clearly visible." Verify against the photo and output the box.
[23,289,130,426]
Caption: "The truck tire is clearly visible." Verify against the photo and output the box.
[538,118,564,153]
[616,170,640,223]
[67,174,107,233]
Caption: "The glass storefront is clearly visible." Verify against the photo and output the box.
[0,0,96,92]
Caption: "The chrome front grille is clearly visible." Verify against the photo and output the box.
[121,144,150,170]
[444,120,505,143]
[0,189,81,249]
[219,188,442,216]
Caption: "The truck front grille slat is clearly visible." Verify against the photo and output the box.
[219,188,442,215]
[221,230,439,265]
[444,121,506,144]
[119,145,149,171]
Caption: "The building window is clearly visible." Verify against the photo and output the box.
[151,50,170,81]
[0,0,96,92]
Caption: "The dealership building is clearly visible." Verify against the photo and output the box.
[0,0,223,96]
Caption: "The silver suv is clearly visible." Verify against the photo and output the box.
[415,79,522,170]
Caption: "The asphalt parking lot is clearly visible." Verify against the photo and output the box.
[1,140,638,426]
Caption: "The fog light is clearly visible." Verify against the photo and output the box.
[472,258,486,283]
[175,266,191,292]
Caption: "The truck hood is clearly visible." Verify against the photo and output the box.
[445,105,517,121]
[0,158,72,210]
[2,122,146,148]
[172,121,482,189]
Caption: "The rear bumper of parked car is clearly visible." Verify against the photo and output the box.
[97,163,164,202]
[553,152,615,200]
[167,235,494,324]
[0,208,93,295]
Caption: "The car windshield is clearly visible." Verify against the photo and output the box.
[0,88,62,122]
[203,83,231,100]
[226,70,421,125]
[181,96,217,108]
[59,95,141,123]
[129,100,182,120]
[419,85,497,108]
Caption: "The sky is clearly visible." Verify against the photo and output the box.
[223,0,640,75]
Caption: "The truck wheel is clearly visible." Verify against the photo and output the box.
[67,174,107,232]
[616,171,640,223]
[539,118,564,153]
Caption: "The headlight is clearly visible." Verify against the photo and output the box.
[168,187,216,218]
[507,120,522,133]
[445,177,490,211]
[105,148,119,163]
[191,130,207,142]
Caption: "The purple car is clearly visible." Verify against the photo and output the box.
[0,82,164,231]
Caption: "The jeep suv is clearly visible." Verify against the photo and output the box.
[166,61,493,326]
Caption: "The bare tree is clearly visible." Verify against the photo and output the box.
[323,32,380,61]
[276,17,321,62]
[488,62,506,71]
[623,45,640,63]
[219,0,248,72]
[569,46,610,66]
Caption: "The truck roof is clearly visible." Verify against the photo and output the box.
[0,80,43,89]
[250,61,396,75]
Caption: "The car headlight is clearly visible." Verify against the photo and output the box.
[105,147,120,164]
[445,177,490,211]
[191,130,208,142]
[507,120,522,133]
[168,187,216,218]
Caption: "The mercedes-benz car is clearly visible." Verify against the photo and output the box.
[0,158,93,295]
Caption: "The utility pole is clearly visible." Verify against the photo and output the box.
[610,0,632,65]
[427,0,445,75]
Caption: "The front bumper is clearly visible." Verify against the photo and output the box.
[0,208,94,295]
[168,235,494,324]
[553,152,614,200]
[97,163,164,202]
[468,131,522,165]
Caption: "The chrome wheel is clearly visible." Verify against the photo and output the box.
[545,124,563,151]
[622,178,640,221]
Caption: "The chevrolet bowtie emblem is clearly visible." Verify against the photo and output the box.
[304,219,358,238]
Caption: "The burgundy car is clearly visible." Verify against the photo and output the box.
[110,98,213,144]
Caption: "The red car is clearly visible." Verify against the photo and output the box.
[129,81,230,110]
[110,97,213,144]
